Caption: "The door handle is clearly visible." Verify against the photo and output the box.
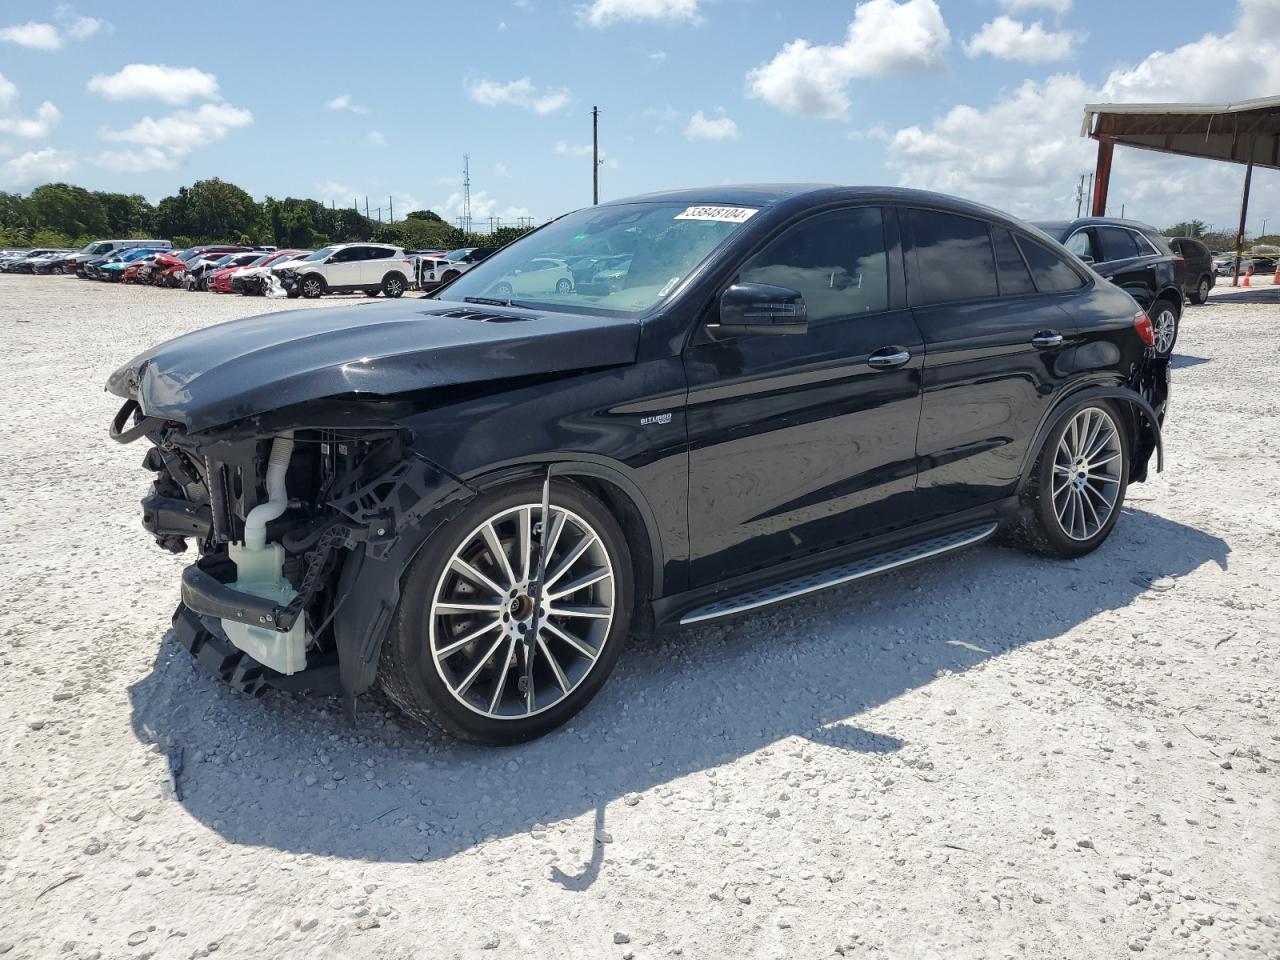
[867,347,911,370]
[1031,331,1064,349]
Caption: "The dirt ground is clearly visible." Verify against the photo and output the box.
[0,274,1276,960]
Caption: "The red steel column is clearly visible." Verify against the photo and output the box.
[1091,136,1113,217]
[1232,156,1255,287]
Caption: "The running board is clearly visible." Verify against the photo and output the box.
[679,522,1000,626]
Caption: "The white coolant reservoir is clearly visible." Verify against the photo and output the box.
[222,541,308,675]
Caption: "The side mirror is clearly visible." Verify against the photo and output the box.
[712,282,808,337]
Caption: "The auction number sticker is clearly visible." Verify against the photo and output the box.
[674,205,758,224]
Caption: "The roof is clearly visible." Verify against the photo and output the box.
[1082,95,1280,169]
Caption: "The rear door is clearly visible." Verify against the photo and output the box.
[325,246,366,288]
[360,246,399,285]
[684,205,924,586]
[906,207,1079,518]
[1092,226,1158,311]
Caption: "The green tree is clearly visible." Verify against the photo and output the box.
[405,209,444,222]
[27,183,108,238]
[1164,219,1208,238]
[182,178,260,243]
[94,191,156,237]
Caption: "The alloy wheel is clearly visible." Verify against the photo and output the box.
[429,502,615,720]
[1051,407,1123,541]
[1197,278,1210,302]
[1153,307,1177,354]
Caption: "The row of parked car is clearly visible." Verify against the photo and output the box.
[0,238,508,300]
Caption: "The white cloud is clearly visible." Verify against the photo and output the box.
[746,0,950,119]
[57,5,108,39]
[649,50,667,61]
[94,146,177,172]
[325,93,368,114]
[996,0,1072,11]
[555,141,619,168]
[579,0,700,28]
[88,64,219,104]
[883,0,1280,223]
[685,109,740,141]
[367,130,386,146]
[0,21,62,50]
[466,77,570,114]
[0,101,61,139]
[965,16,1082,62]
[102,103,253,153]
[0,148,75,188]
[435,189,532,224]
[494,162,510,177]
[0,73,17,110]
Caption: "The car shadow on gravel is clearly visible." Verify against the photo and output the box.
[127,507,1228,869]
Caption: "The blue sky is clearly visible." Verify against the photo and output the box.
[1,0,1277,233]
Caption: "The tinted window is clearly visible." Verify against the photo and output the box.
[1098,227,1140,261]
[992,228,1036,296]
[1132,232,1159,256]
[740,207,888,323]
[909,209,998,304]
[1017,237,1086,292]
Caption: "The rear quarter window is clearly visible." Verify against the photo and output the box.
[1016,237,1086,293]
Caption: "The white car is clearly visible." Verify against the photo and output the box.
[418,246,496,289]
[483,257,575,298]
[277,242,416,298]
[230,250,312,294]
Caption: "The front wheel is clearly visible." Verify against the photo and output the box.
[555,278,573,293]
[1149,301,1179,357]
[377,479,633,744]
[299,275,325,299]
[1006,401,1129,558]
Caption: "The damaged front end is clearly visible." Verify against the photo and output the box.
[113,398,473,703]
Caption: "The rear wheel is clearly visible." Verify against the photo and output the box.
[1149,300,1179,357]
[1006,401,1130,558]
[381,273,407,298]
[377,479,633,744]
[1188,275,1211,305]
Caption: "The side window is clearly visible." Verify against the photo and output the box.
[991,228,1036,296]
[1098,227,1140,261]
[1064,231,1094,259]
[1132,232,1159,256]
[369,247,393,260]
[1017,237,1086,292]
[908,209,998,304]
[739,207,888,324]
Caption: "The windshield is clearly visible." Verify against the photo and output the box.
[304,246,336,262]
[244,254,272,268]
[179,249,204,261]
[81,241,110,254]
[437,202,756,315]
[445,248,474,260]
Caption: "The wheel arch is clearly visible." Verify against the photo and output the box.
[333,455,666,707]
[1017,383,1164,495]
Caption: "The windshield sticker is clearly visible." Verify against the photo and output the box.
[658,277,681,298]
[674,205,758,224]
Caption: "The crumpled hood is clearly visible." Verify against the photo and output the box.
[106,298,641,433]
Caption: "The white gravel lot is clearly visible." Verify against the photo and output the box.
[0,274,1277,960]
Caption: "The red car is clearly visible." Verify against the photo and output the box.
[149,245,251,287]
[208,249,303,293]
[121,254,160,283]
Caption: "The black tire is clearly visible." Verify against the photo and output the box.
[441,270,460,284]
[381,272,407,298]
[1148,299,1179,357]
[1004,399,1130,559]
[555,278,573,293]
[377,478,633,744]
[299,274,325,299]
[1187,275,1211,305]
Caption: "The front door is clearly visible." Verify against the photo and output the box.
[684,205,924,588]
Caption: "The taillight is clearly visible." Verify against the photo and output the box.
[1174,255,1185,265]
[1133,309,1154,346]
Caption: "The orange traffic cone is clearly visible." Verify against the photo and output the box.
[1273,263,1280,285]
[1243,265,1253,287]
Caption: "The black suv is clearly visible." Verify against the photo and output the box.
[1034,218,1182,357]
[1167,236,1215,305]
[108,185,1170,745]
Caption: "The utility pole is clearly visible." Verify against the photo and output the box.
[462,154,472,234]
[389,196,394,223]
[365,197,370,220]
[1086,172,1094,214]
[1075,174,1085,218]
[592,105,600,205]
